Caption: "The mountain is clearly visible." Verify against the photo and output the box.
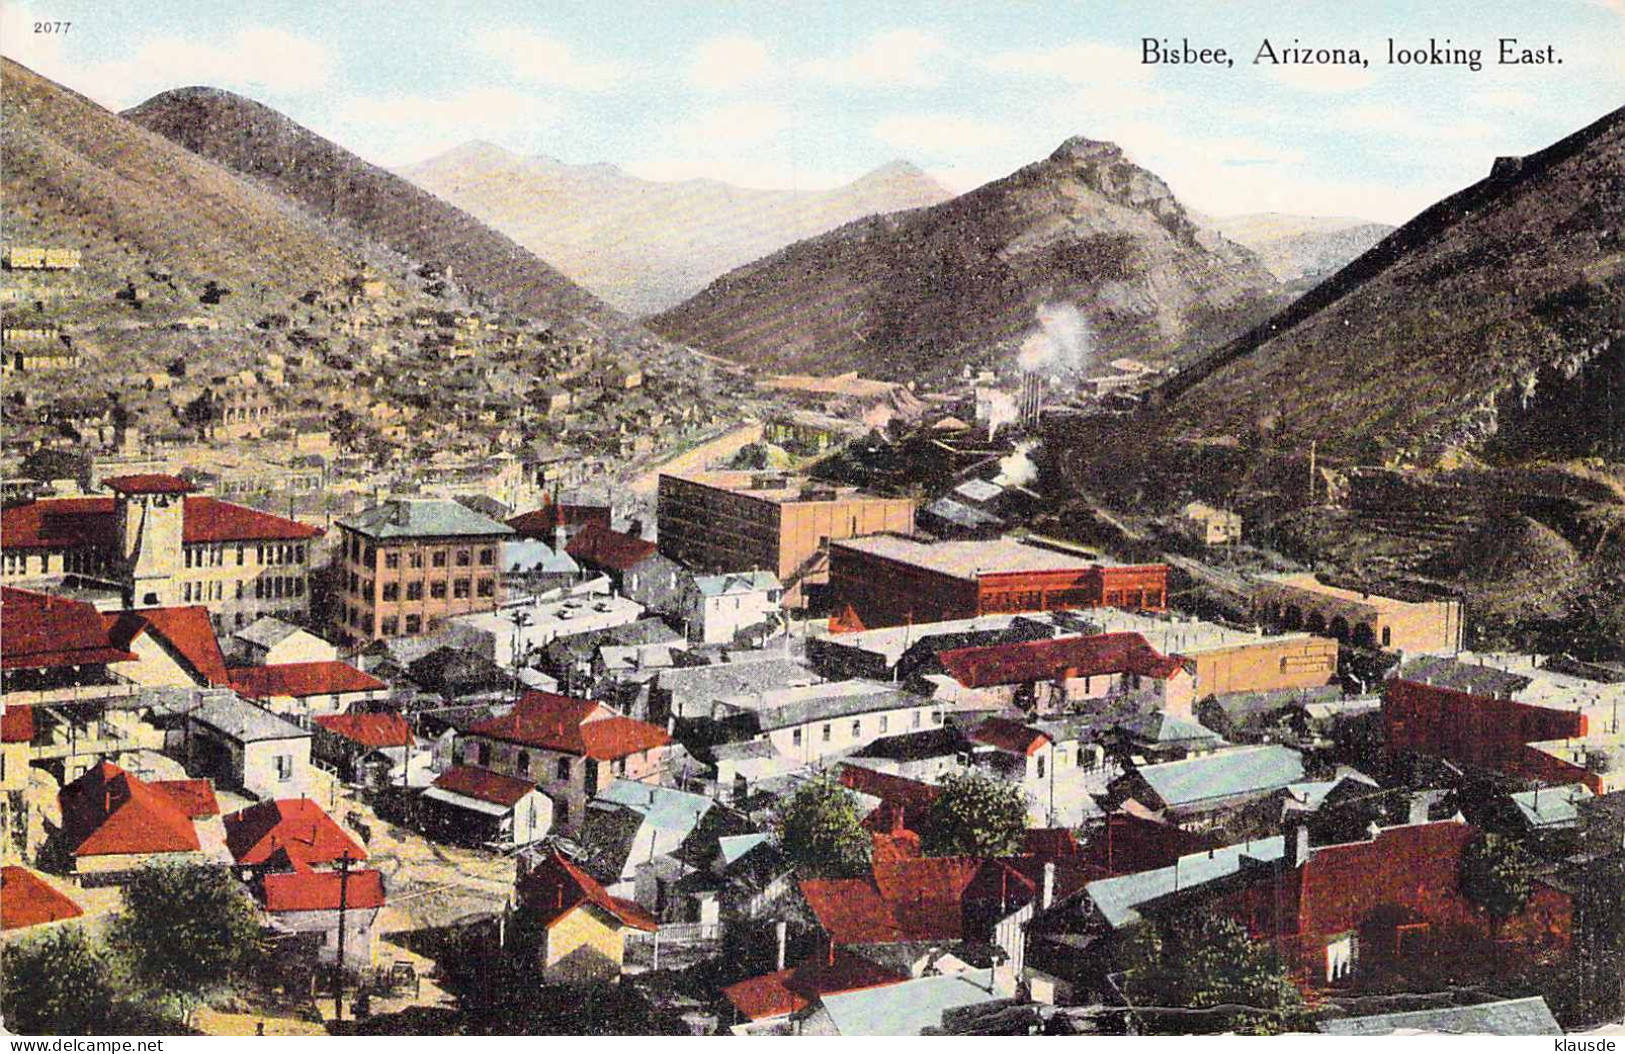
[123,88,631,340]
[647,136,1284,380]
[2,58,398,310]
[1156,105,1625,463]
[1202,213,1396,284]
[398,143,954,316]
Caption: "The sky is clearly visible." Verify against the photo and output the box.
[2,0,1620,224]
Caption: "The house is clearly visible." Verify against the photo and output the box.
[717,682,943,766]
[722,950,907,1033]
[231,617,339,666]
[799,969,1010,1036]
[1177,502,1241,546]
[223,798,366,875]
[512,849,658,984]
[443,589,645,670]
[1106,745,1306,831]
[312,711,415,783]
[420,765,552,847]
[647,656,819,724]
[179,692,312,800]
[104,605,232,689]
[576,780,715,898]
[1318,997,1563,1036]
[227,661,388,720]
[55,762,219,883]
[1,866,83,931]
[456,690,671,831]
[1113,711,1227,762]
[684,571,783,645]
[935,633,1193,718]
[260,868,387,970]
[506,500,610,544]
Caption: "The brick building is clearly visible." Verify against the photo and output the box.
[1,474,320,631]
[828,534,1168,632]
[333,498,514,645]
[656,472,915,608]
[1252,573,1463,654]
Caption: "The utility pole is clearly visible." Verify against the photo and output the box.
[334,850,354,1022]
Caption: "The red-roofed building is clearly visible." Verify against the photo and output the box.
[228,661,387,718]
[258,868,387,969]
[514,849,658,984]
[311,710,414,781]
[837,764,940,835]
[104,605,231,688]
[1,866,83,930]
[937,633,1194,716]
[460,691,669,831]
[152,779,220,819]
[421,764,552,846]
[507,500,611,544]
[57,762,206,880]
[225,797,365,883]
[566,521,658,580]
[1,480,322,631]
[723,949,907,1029]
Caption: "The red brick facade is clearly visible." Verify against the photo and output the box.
[1383,678,1588,776]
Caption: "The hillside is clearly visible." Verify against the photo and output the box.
[2,58,404,316]
[1157,105,1625,463]
[124,88,634,342]
[648,136,1284,380]
[399,142,954,315]
[1204,213,1395,284]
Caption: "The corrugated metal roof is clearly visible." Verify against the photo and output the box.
[1137,745,1305,809]
[1084,835,1287,929]
[817,970,1000,1036]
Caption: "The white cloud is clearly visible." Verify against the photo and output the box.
[676,102,791,144]
[1334,102,1497,145]
[874,113,1016,154]
[474,28,620,91]
[689,35,773,91]
[0,13,334,110]
[982,41,1151,87]
[331,88,564,165]
[799,29,946,88]
[1262,61,1376,93]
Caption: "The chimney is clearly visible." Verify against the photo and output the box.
[1283,821,1310,869]
[1408,792,1431,825]
[1041,861,1056,910]
[775,920,788,972]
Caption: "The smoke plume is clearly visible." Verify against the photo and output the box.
[995,440,1040,488]
[1016,301,1093,374]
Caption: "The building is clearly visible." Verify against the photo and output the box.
[227,661,388,721]
[0,866,83,932]
[178,692,312,800]
[311,711,414,781]
[1080,608,1340,700]
[723,950,907,1034]
[828,535,1168,632]
[512,849,658,985]
[444,589,645,671]
[1106,745,1306,831]
[4,246,81,270]
[801,970,1008,1037]
[934,633,1194,717]
[1,475,322,630]
[1177,502,1242,546]
[657,472,916,608]
[456,691,671,831]
[223,798,366,874]
[334,498,514,645]
[231,617,339,666]
[259,868,386,970]
[421,765,553,847]
[55,762,220,883]
[715,681,943,766]
[1318,998,1562,1036]
[507,499,611,543]
[1252,573,1463,654]
[684,571,783,645]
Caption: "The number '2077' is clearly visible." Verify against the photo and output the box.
[34,21,71,33]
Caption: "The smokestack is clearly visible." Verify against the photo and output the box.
[1284,821,1310,869]
[1408,793,1431,826]
[775,920,788,972]
[1041,861,1056,910]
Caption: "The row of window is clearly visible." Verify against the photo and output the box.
[2,549,107,576]
[344,533,497,571]
[180,575,306,604]
[184,543,306,569]
[788,708,942,747]
[376,578,494,602]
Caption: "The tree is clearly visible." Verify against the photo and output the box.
[919,772,1027,858]
[109,863,264,1021]
[775,776,871,878]
[1459,832,1533,928]
[1119,911,1309,1035]
[181,389,217,435]
[0,925,117,1034]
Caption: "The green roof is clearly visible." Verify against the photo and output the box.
[339,498,515,540]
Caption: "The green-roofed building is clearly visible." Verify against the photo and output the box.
[334,497,516,645]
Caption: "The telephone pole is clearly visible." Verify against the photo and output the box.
[334,850,354,1022]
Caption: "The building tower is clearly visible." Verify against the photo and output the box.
[107,475,193,608]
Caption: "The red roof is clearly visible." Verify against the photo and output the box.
[839,765,941,810]
[181,496,322,543]
[151,779,220,819]
[1021,827,1082,859]
[224,798,366,868]
[507,501,611,539]
[313,711,412,749]
[0,588,138,671]
[0,498,117,551]
[801,857,983,944]
[517,850,658,932]
[469,691,669,760]
[230,661,386,700]
[2,704,36,744]
[0,496,319,550]
[565,521,657,572]
[0,866,83,930]
[938,632,1185,688]
[58,762,200,857]
[261,869,386,912]
[106,606,230,686]
[430,765,538,808]
[103,474,196,495]
[971,717,1052,757]
[723,950,906,1021]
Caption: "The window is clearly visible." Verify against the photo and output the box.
[879,715,888,733]
[557,757,571,781]
[295,545,306,565]
[456,549,472,567]
[1381,626,1392,647]
[364,545,376,567]
[479,548,495,566]
[274,755,294,782]
[406,581,424,601]
[473,742,489,766]
[821,723,831,743]
[516,751,530,776]
[1036,756,1047,779]
[380,617,399,636]
[792,728,802,747]
[409,551,423,569]
[1326,934,1357,982]
[236,581,244,600]
[431,581,447,599]
[477,578,495,598]
[432,550,448,568]
[382,583,399,602]
[454,579,471,599]
[385,552,400,569]
[912,711,922,729]
[851,719,861,737]
[404,614,421,634]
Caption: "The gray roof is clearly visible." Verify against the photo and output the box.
[339,497,515,540]
[1136,745,1305,809]
[691,570,781,597]
[1318,997,1562,1036]
[232,616,305,649]
[1085,836,1287,929]
[1509,784,1593,829]
[817,969,1002,1036]
[503,538,578,575]
[749,683,932,733]
[1119,711,1223,746]
[188,693,309,743]
[654,656,818,715]
[1396,656,1533,697]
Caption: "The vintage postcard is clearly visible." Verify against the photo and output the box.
[0,0,1621,1041]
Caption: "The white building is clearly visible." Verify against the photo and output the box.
[685,570,783,645]
[717,681,943,766]
[444,582,644,669]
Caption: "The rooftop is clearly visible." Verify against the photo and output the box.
[939,632,1184,688]
[1318,997,1561,1036]
[1133,745,1306,810]
[693,570,782,597]
[58,762,201,857]
[0,866,83,930]
[1084,835,1288,929]
[831,535,1104,581]
[663,471,884,506]
[467,691,670,760]
[102,473,196,495]
[224,798,366,868]
[313,711,414,749]
[428,764,538,808]
[262,869,386,913]
[231,616,308,650]
[1073,607,1322,656]
[815,969,1002,1036]
[1,587,137,671]
[1254,572,1449,615]
[339,497,514,540]
[734,681,934,733]
[186,693,309,744]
